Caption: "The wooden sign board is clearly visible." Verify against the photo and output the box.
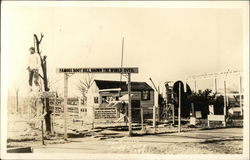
[195,111,202,118]
[94,107,117,119]
[208,115,225,121]
[56,67,139,74]
[41,92,56,98]
[190,117,197,125]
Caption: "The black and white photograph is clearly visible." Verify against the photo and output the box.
[1,1,249,160]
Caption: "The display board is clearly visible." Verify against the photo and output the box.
[94,107,117,119]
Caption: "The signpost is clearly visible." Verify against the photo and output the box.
[57,67,139,138]
[64,74,68,140]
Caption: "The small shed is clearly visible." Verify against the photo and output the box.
[86,80,154,122]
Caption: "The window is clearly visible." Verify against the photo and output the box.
[141,91,150,100]
[94,97,99,104]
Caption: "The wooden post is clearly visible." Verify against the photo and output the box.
[172,105,175,125]
[52,94,56,135]
[191,103,195,117]
[125,104,128,126]
[128,73,132,136]
[178,83,181,133]
[78,97,81,117]
[42,99,45,145]
[50,114,53,135]
[29,98,31,120]
[153,90,158,133]
[92,107,95,129]
[141,106,144,131]
[223,80,227,127]
[64,73,68,140]
[239,76,243,116]
[153,100,156,133]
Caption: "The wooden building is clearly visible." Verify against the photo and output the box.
[86,80,154,122]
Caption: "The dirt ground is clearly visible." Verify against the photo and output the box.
[107,139,243,154]
[7,114,243,154]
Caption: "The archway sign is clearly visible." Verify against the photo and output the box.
[56,67,139,139]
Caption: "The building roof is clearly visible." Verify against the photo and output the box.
[94,80,154,91]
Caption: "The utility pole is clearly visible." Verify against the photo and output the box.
[120,37,124,82]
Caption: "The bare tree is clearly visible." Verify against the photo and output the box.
[78,74,95,104]
[33,33,51,133]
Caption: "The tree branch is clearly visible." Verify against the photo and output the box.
[39,74,44,80]
[39,33,44,43]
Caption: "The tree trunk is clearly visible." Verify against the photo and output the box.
[34,34,51,133]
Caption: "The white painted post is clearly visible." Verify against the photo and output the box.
[178,83,181,133]
[128,73,132,136]
[223,80,227,127]
[64,73,68,140]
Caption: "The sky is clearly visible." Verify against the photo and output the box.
[2,1,248,97]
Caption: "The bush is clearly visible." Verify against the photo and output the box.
[188,89,224,118]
